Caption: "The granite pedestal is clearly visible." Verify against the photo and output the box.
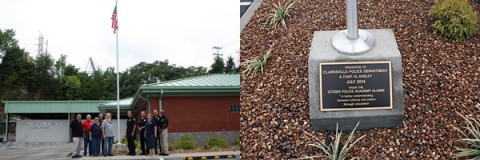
[308,29,404,131]
[113,143,126,155]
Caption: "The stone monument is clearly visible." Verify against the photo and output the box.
[112,143,126,155]
[308,0,404,130]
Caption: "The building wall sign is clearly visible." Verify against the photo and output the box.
[16,120,68,142]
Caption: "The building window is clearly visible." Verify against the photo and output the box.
[230,104,240,113]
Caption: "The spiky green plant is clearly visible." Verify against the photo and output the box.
[301,122,365,160]
[242,48,271,76]
[453,112,480,159]
[266,0,296,29]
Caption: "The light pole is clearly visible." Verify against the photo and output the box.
[332,0,375,54]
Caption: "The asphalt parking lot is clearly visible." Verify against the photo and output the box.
[0,144,72,160]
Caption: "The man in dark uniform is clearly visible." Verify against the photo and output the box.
[137,111,148,155]
[153,109,162,154]
[98,113,104,155]
[159,110,169,156]
[125,110,136,156]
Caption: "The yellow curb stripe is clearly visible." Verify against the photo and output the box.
[185,155,236,160]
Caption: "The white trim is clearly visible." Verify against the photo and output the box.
[240,2,251,6]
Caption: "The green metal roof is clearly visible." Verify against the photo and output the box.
[130,74,240,111]
[143,74,240,88]
[3,101,109,114]
[99,97,133,106]
[138,74,240,96]
[97,97,133,112]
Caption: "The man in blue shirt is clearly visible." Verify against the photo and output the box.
[90,117,102,156]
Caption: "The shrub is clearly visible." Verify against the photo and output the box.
[232,145,240,151]
[175,136,196,150]
[429,0,477,41]
[242,48,271,77]
[168,144,175,151]
[210,146,222,151]
[134,140,141,154]
[266,0,296,29]
[120,138,126,145]
[301,122,365,160]
[204,136,228,150]
[120,137,141,154]
[452,112,480,159]
[234,136,240,146]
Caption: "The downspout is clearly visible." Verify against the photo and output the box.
[4,102,8,141]
[159,89,164,111]
[67,101,71,142]
[139,94,150,113]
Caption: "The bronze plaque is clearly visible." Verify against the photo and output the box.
[319,61,393,111]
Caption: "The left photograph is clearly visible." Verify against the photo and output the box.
[0,0,240,159]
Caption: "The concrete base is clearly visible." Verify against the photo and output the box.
[112,143,126,155]
[240,0,264,32]
[308,29,404,131]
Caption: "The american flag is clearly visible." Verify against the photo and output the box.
[111,3,118,34]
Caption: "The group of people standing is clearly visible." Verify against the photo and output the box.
[69,109,169,158]
[127,109,170,156]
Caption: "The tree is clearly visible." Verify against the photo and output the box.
[63,75,81,99]
[54,54,67,79]
[0,47,35,99]
[209,56,225,74]
[64,64,79,76]
[119,60,208,98]
[0,29,18,60]
[32,53,57,99]
[224,56,237,73]
[0,29,22,100]
[0,29,211,101]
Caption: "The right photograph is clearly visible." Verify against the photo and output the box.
[240,0,480,159]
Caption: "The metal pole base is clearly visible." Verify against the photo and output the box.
[332,29,375,55]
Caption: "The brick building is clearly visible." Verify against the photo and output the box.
[2,74,239,146]
[99,74,240,145]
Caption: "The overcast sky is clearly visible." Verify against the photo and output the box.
[0,0,239,72]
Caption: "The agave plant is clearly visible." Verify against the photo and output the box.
[266,0,296,29]
[242,48,271,77]
[452,112,480,159]
[301,122,365,160]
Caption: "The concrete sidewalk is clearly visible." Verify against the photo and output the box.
[80,156,162,160]
[80,151,240,160]
[0,143,239,160]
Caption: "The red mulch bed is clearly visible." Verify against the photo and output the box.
[240,0,480,159]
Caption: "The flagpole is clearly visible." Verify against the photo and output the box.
[115,0,121,144]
